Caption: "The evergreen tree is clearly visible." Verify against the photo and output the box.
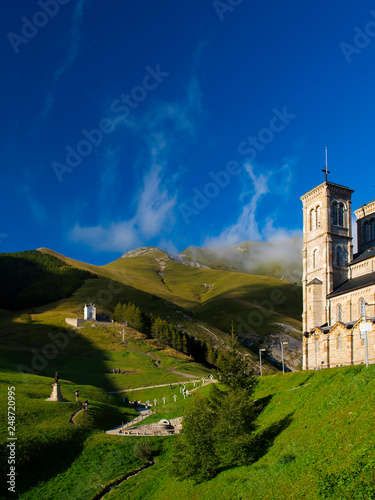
[113,302,123,322]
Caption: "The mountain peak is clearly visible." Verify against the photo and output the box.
[121,246,169,259]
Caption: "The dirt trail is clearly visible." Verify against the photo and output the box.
[70,408,85,425]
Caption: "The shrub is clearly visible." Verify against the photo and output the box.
[133,441,153,463]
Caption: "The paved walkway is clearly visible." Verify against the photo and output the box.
[105,408,153,434]
[108,378,205,394]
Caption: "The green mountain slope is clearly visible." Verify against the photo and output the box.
[9,364,375,499]
[1,247,302,370]
[0,250,93,310]
[106,365,375,500]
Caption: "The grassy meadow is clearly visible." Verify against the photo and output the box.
[106,365,375,500]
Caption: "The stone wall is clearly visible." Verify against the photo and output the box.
[65,318,86,327]
[305,321,375,369]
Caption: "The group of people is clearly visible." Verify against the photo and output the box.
[113,368,125,374]
[75,388,88,409]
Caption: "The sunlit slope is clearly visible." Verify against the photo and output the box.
[36,247,302,368]
[0,308,209,393]
[104,248,302,338]
[108,365,375,500]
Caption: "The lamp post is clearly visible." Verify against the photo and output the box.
[313,332,318,371]
[280,341,288,374]
[259,348,266,377]
[362,302,375,367]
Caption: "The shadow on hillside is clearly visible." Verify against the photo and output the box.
[252,412,294,463]
[254,394,273,414]
[298,372,314,387]
[0,319,121,392]
[0,319,133,496]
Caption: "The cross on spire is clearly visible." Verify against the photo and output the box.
[322,146,330,182]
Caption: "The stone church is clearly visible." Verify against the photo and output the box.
[301,176,375,370]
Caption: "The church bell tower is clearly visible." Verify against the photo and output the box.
[301,169,354,337]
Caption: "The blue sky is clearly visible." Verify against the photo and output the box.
[1,0,375,265]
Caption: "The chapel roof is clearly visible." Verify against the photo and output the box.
[349,246,375,266]
[327,270,375,298]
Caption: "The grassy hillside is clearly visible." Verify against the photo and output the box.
[7,364,375,499]
[0,312,211,498]
[105,248,302,367]
[33,246,302,370]
[104,365,375,500]
[0,250,93,310]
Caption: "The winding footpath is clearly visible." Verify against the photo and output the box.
[70,408,85,425]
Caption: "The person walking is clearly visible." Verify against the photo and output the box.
[75,389,79,401]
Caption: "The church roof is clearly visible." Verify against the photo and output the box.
[300,181,354,200]
[349,246,375,266]
[327,270,375,298]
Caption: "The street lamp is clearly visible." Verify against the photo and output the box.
[259,348,266,377]
[280,341,288,374]
[362,302,375,367]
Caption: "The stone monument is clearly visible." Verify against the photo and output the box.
[45,372,68,402]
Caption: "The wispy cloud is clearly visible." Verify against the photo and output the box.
[70,147,177,252]
[70,78,202,252]
[56,0,87,79]
[99,147,121,218]
[204,158,298,248]
[19,176,48,224]
[42,0,88,118]
[204,163,268,247]
[122,76,202,137]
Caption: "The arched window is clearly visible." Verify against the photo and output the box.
[336,246,343,267]
[331,201,338,225]
[337,333,342,350]
[313,249,318,269]
[365,222,371,243]
[337,304,342,323]
[310,208,316,230]
[316,206,321,227]
[338,203,344,227]
[359,298,366,318]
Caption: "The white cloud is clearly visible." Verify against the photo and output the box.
[204,163,268,247]
[204,158,298,249]
[70,78,202,253]
[70,220,139,252]
[135,161,176,237]
[70,154,177,252]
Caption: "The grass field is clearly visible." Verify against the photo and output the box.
[1,337,375,499]
[104,365,375,500]
[0,247,308,499]
[0,317,210,499]
[33,247,302,370]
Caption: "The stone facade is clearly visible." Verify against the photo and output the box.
[301,179,375,370]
